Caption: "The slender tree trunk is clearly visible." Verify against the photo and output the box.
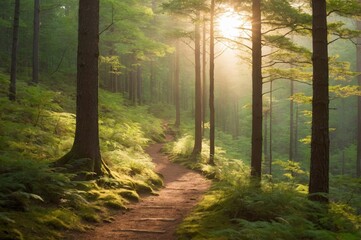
[202,14,207,136]
[137,65,142,105]
[251,0,263,179]
[269,81,273,175]
[294,102,299,162]
[289,80,294,161]
[57,0,103,176]
[263,110,269,173]
[128,70,133,102]
[132,66,137,105]
[9,0,20,101]
[32,0,40,84]
[150,60,155,103]
[209,0,215,165]
[168,54,174,104]
[192,11,203,156]
[309,0,329,202]
[356,7,361,177]
[174,40,180,128]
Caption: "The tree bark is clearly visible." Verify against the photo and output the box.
[57,0,103,176]
[202,14,207,136]
[263,110,269,173]
[32,0,40,84]
[309,0,329,202]
[356,2,361,177]
[251,0,263,179]
[192,11,202,156]
[137,65,142,105]
[209,0,215,165]
[150,61,155,103]
[174,40,180,128]
[269,81,273,175]
[9,0,20,101]
[294,102,299,162]
[289,80,294,161]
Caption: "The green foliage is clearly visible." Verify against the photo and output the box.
[273,160,308,183]
[177,168,361,239]
[0,73,165,239]
[167,132,361,239]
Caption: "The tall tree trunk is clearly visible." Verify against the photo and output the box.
[9,0,20,101]
[132,66,137,105]
[150,60,155,102]
[32,0,40,84]
[209,0,215,165]
[128,70,133,102]
[269,81,273,175]
[309,0,329,202]
[192,11,203,156]
[174,40,180,128]
[294,102,299,162]
[357,5,361,177]
[57,0,103,176]
[263,110,269,173]
[202,14,207,136]
[289,80,294,161]
[251,0,263,179]
[137,65,142,105]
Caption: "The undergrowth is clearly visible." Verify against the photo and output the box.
[167,132,361,240]
[0,72,164,240]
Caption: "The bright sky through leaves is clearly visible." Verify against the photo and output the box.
[217,9,250,39]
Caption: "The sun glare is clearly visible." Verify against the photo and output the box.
[217,10,250,39]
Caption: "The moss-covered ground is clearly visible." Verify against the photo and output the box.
[0,72,165,240]
[165,133,361,240]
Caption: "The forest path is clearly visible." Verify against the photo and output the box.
[67,135,211,240]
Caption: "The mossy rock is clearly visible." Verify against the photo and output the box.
[133,180,153,194]
[117,189,139,202]
[103,199,126,210]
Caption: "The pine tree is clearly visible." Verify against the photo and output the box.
[56,0,106,177]
[251,0,263,179]
[9,0,20,101]
[309,0,329,202]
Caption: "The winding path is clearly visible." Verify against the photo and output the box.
[67,137,211,240]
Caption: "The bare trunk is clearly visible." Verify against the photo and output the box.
[202,15,207,136]
[294,103,299,162]
[269,81,273,175]
[209,0,215,165]
[251,0,263,179]
[263,110,269,173]
[289,80,294,161]
[192,11,203,156]
[32,0,40,84]
[56,0,103,176]
[9,0,20,101]
[174,40,180,128]
[357,5,361,177]
[137,65,142,105]
[309,0,329,202]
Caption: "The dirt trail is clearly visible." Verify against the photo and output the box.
[67,137,211,240]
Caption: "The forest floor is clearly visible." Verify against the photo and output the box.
[65,135,211,240]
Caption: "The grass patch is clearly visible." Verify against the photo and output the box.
[169,133,361,240]
[0,73,164,239]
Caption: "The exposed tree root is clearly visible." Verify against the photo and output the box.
[53,150,114,180]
